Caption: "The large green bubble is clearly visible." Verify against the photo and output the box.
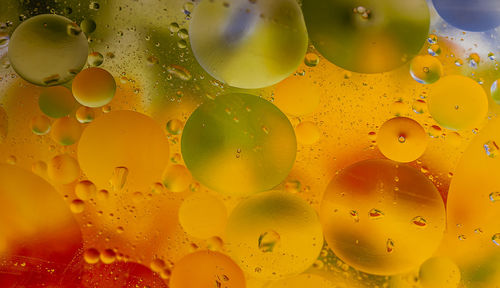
[8,14,88,86]
[302,0,430,73]
[189,0,308,89]
[181,93,296,196]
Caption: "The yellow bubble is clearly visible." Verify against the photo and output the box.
[75,180,96,200]
[377,117,429,163]
[410,55,443,84]
[0,106,6,143]
[47,154,80,184]
[320,159,445,275]
[273,73,321,116]
[83,248,100,264]
[179,192,227,239]
[162,164,192,193]
[189,0,308,89]
[72,67,116,108]
[295,121,321,145]
[150,258,166,273]
[70,199,85,213]
[30,115,51,135]
[76,106,95,123]
[226,191,323,279]
[166,119,183,135]
[419,257,461,288]
[38,86,77,118]
[170,250,245,288]
[50,116,82,145]
[87,51,104,67]
[7,14,88,86]
[100,248,117,264]
[428,75,488,130]
[268,273,336,288]
[78,110,170,192]
[31,160,47,176]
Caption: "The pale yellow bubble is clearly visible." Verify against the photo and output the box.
[72,67,116,108]
[419,257,461,288]
[30,115,51,135]
[226,191,323,279]
[47,154,80,184]
[179,192,227,239]
[410,55,443,84]
[83,248,100,264]
[295,121,321,145]
[428,75,488,130]
[51,116,82,145]
[377,117,429,163]
[162,164,192,193]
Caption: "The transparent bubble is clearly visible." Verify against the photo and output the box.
[226,191,323,279]
[181,93,296,196]
[410,55,443,84]
[304,53,320,67]
[38,86,77,118]
[87,52,104,67]
[76,106,95,123]
[100,249,116,264]
[30,115,51,135]
[80,19,96,34]
[70,199,85,213]
[8,14,88,86]
[303,0,430,73]
[428,75,488,130]
[170,251,245,288]
[162,164,192,193]
[274,73,321,116]
[490,79,500,105]
[47,154,80,184]
[295,121,321,145]
[377,117,428,163]
[83,248,100,264]
[50,116,82,145]
[189,0,308,88]
[72,67,116,108]
[320,159,445,275]
[75,180,96,200]
[166,119,183,135]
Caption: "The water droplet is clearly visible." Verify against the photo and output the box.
[89,2,100,10]
[458,235,467,241]
[398,135,406,143]
[369,208,385,219]
[412,216,427,228]
[100,248,116,264]
[386,238,394,253]
[166,64,192,81]
[70,199,85,213]
[87,52,104,67]
[483,141,499,158]
[83,248,100,264]
[110,166,128,191]
[66,22,82,36]
[304,53,319,67]
[166,119,183,135]
[489,192,500,202]
[427,34,438,45]
[258,230,280,253]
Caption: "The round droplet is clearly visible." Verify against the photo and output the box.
[150,258,166,273]
[428,75,488,130]
[412,216,428,228]
[78,110,170,192]
[369,208,385,219]
[100,248,116,264]
[70,199,85,213]
[412,99,427,114]
[377,117,428,163]
[179,192,227,239]
[321,159,445,275]
[304,53,320,67]
[419,257,461,288]
[75,180,96,200]
[162,164,192,193]
[30,115,51,135]
[8,14,88,86]
[166,119,183,135]
[80,19,96,34]
[170,250,245,288]
[410,55,443,84]
[47,154,80,184]
[189,0,308,88]
[76,106,95,123]
[38,86,77,118]
[490,79,500,105]
[87,52,104,67]
[181,93,296,196]
[303,0,430,73]
[432,0,500,31]
[83,248,100,264]
[273,73,321,116]
[51,116,82,145]
[72,67,116,108]
[295,121,321,145]
[226,191,323,279]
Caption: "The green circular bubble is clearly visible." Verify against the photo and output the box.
[189,0,308,89]
[181,93,296,196]
[80,19,96,34]
[39,86,77,118]
[8,14,89,86]
[302,0,430,73]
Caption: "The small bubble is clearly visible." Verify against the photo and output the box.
[350,210,359,223]
[304,53,319,67]
[489,192,500,202]
[386,238,394,253]
[411,216,427,228]
[258,230,280,253]
[369,208,385,219]
[492,233,500,246]
[89,2,100,10]
[483,141,499,158]
[398,135,406,143]
[110,166,128,191]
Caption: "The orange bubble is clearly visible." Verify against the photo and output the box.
[51,116,82,145]
[410,55,443,84]
[162,164,192,193]
[428,75,488,130]
[273,73,320,116]
[377,117,428,163]
[170,250,245,288]
[78,110,169,192]
[47,154,80,184]
[72,67,116,108]
[295,121,321,145]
